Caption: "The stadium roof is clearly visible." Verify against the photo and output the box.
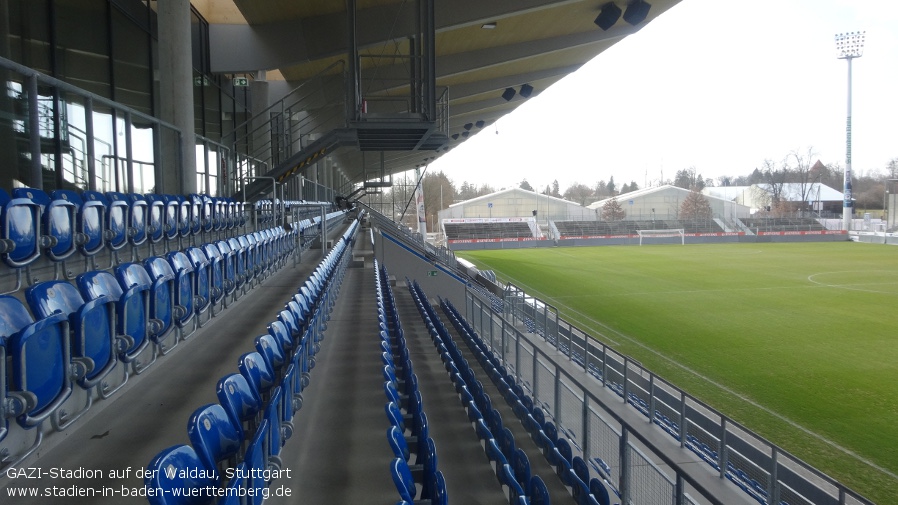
[587,184,743,209]
[194,0,682,188]
[449,186,574,208]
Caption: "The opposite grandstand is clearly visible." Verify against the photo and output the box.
[459,242,898,505]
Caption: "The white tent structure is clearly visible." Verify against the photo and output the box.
[587,185,750,220]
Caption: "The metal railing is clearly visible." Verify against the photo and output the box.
[466,284,875,505]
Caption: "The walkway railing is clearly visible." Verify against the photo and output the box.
[466,284,874,505]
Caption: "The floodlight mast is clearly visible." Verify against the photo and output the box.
[835,31,865,232]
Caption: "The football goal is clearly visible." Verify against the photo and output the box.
[637,228,685,245]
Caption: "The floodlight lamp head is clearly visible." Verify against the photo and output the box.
[519,84,534,98]
[835,31,865,59]
[502,87,516,101]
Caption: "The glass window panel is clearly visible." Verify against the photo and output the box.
[112,7,152,115]
[55,0,111,98]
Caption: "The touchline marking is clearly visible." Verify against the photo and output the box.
[487,267,898,482]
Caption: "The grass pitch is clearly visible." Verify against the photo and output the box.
[458,242,898,504]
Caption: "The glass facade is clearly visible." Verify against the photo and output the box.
[0,0,251,195]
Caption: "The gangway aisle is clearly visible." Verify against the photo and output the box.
[266,236,396,504]
[391,281,517,504]
[0,233,330,504]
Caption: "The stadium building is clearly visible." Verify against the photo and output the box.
[0,2,873,505]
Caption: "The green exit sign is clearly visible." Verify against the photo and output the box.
[233,77,249,87]
[427,270,438,277]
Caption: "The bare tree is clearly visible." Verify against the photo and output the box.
[680,188,713,220]
[601,197,626,221]
[785,147,820,216]
[562,182,595,206]
[673,167,704,190]
[422,171,456,231]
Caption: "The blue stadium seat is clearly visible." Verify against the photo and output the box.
[166,251,198,336]
[185,246,212,325]
[26,279,127,412]
[215,240,239,301]
[188,194,203,236]
[227,237,247,291]
[14,187,78,267]
[160,195,180,242]
[118,262,177,355]
[238,351,275,405]
[255,333,287,379]
[175,195,191,239]
[78,268,156,374]
[219,462,246,505]
[216,373,263,442]
[243,419,269,505]
[144,444,216,505]
[143,194,165,251]
[589,478,612,505]
[201,242,229,311]
[145,256,191,341]
[0,295,74,466]
[125,192,149,248]
[52,189,106,264]
[514,448,532,494]
[88,191,128,253]
[0,188,42,289]
[390,457,418,503]
[529,475,551,505]
[187,403,242,484]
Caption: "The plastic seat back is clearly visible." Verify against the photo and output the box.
[390,457,417,502]
[0,188,41,268]
[0,295,72,428]
[126,260,174,341]
[216,241,237,292]
[144,257,186,327]
[589,478,612,505]
[255,334,286,377]
[54,189,105,257]
[243,419,268,505]
[187,403,242,481]
[96,191,128,250]
[25,280,116,387]
[216,373,262,440]
[530,475,551,505]
[161,195,180,241]
[514,448,532,491]
[185,246,211,314]
[188,194,202,235]
[79,269,150,360]
[144,445,216,505]
[238,351,275,404]
[16,187,77,262]
[165,251,195,327]
[388,425,411,461]
[201,243,226,301]
[126,193,148,246]
[144,194,165,244]
[176,195,191,237]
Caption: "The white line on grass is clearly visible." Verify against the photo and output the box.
[807,270,898,296]
[493,269,898,483]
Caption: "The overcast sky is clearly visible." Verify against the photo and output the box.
[427,0,898,193]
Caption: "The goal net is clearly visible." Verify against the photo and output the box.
[637,229,685,245]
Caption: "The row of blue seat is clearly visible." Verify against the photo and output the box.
[377,261,448,505]
[0,221,300,473]
[0,187,342,294]
[406,280,548,504]
[143,215,361,505]
[436,296,620,505]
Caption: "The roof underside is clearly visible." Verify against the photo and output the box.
[195,0,682,191]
